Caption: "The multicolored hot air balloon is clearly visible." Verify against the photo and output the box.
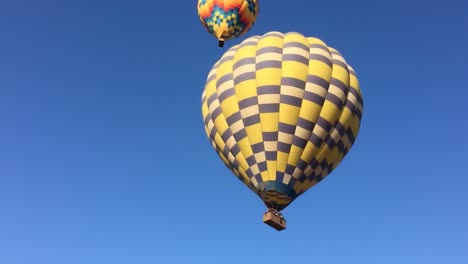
[197,0,258,47]
[201,31,364,230]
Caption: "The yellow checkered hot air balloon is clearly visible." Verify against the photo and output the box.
[197,0,258,47]
[201,31,364,231]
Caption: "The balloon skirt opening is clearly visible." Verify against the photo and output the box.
[263,210,286,231]
[218,40,224,47]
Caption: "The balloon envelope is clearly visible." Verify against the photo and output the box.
[197,0,258,45]
[201,31,364,211]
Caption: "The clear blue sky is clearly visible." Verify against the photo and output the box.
[1,1,467,263]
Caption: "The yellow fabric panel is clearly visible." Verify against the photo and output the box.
[340,107,354,126]
[260,112,279,132]
[308,60,333,81]
[236,137,253,158]
[234,152,250,175]
[277,152,289,174]
[279,104,301,125]
[256,68,281,86]
[259,171,269,183]
[257,32,284,49]
[319,101,340,124]
[282,61,308,80]
[264,161,276,182]
[299,100,322,123]
[221,96,240,117]
[331,52,350,83]
[331,64,350,85]
[245,124,263,144]
[288,145,303,166]
[234,80,257,101]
